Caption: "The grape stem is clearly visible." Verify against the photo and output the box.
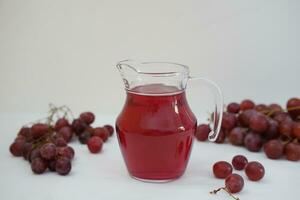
[287,106,300,111]
[23,103,75,149]
[210,187,240,200]
[47,103,74,126]
[262,105,300,117]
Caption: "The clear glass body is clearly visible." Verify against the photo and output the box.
[116,60,223,182]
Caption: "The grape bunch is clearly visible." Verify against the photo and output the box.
[10,121,75,175]
[9,105,114,175]
[196,98,300,161]
[211,155,265,200]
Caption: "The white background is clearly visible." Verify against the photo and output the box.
[0,0,299,114]
[0,1,300,200]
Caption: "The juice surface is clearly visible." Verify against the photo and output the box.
[116,84,197,181]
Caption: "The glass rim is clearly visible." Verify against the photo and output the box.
[117,59,190,77]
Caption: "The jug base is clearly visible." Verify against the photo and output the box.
[130,174,181,183]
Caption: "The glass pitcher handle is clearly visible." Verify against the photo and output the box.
[188,77,224,142]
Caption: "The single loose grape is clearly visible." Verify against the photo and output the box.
[232,155,248,170]
[245,161,265,181]
[87,136,103,153]
[225,174,244,193]
[213,161,233,179]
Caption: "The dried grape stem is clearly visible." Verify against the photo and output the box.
[61,105,75,120]
[210,187,240,200]
[47,103,74,126]
[24,104,74,127]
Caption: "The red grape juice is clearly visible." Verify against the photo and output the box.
[116,84,197,181]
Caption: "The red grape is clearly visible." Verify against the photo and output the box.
[93,127,109,142]
[215,129,226,144]
[238,109,256,127]
[268,104,282,116]
[18,127,31,138]
[85,126,95,135]
[263,119,279,140]
[273,112,292,124]
[232,155,248,170]
[57,146,75,160]
[278,119,293,137]
[78,130,91,144]
[263,139,283,159]
[40,143,56,160]
[58,126,73,142]
[240,99,255,111]
[228,127,245,146]
[87,136,103,153]
[55,157,71,175]
[79,112,95,125]
[54,137,67,147]
[244,132,263,152]
[31,157,47,174]
[222,113,237,130]
[54,118,70,131]
[287,98,300,119]
[29,148,41,162]
[104,124,114,136]
[31,123,49,139]
[254,104,268,112]
[245,161,265,181]
[15,135,26,142]
[292,122,300,139]
[195,124,210,141]
[284,142,300,161]
[249,113,269,133]
[71,119,87,135]
[213,161,233,179]
[225,174,244,193]
[227,102,240,114]
[22,142,33,160]
[48,160,56,171]
[9,140,25,157]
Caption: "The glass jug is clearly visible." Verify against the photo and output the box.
[116,60,223,182]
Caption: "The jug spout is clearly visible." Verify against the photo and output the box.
[116,59,190,92]
[117,60,139,75]
[116,60,140,90]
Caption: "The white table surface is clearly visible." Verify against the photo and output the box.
[0,113,299,200]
